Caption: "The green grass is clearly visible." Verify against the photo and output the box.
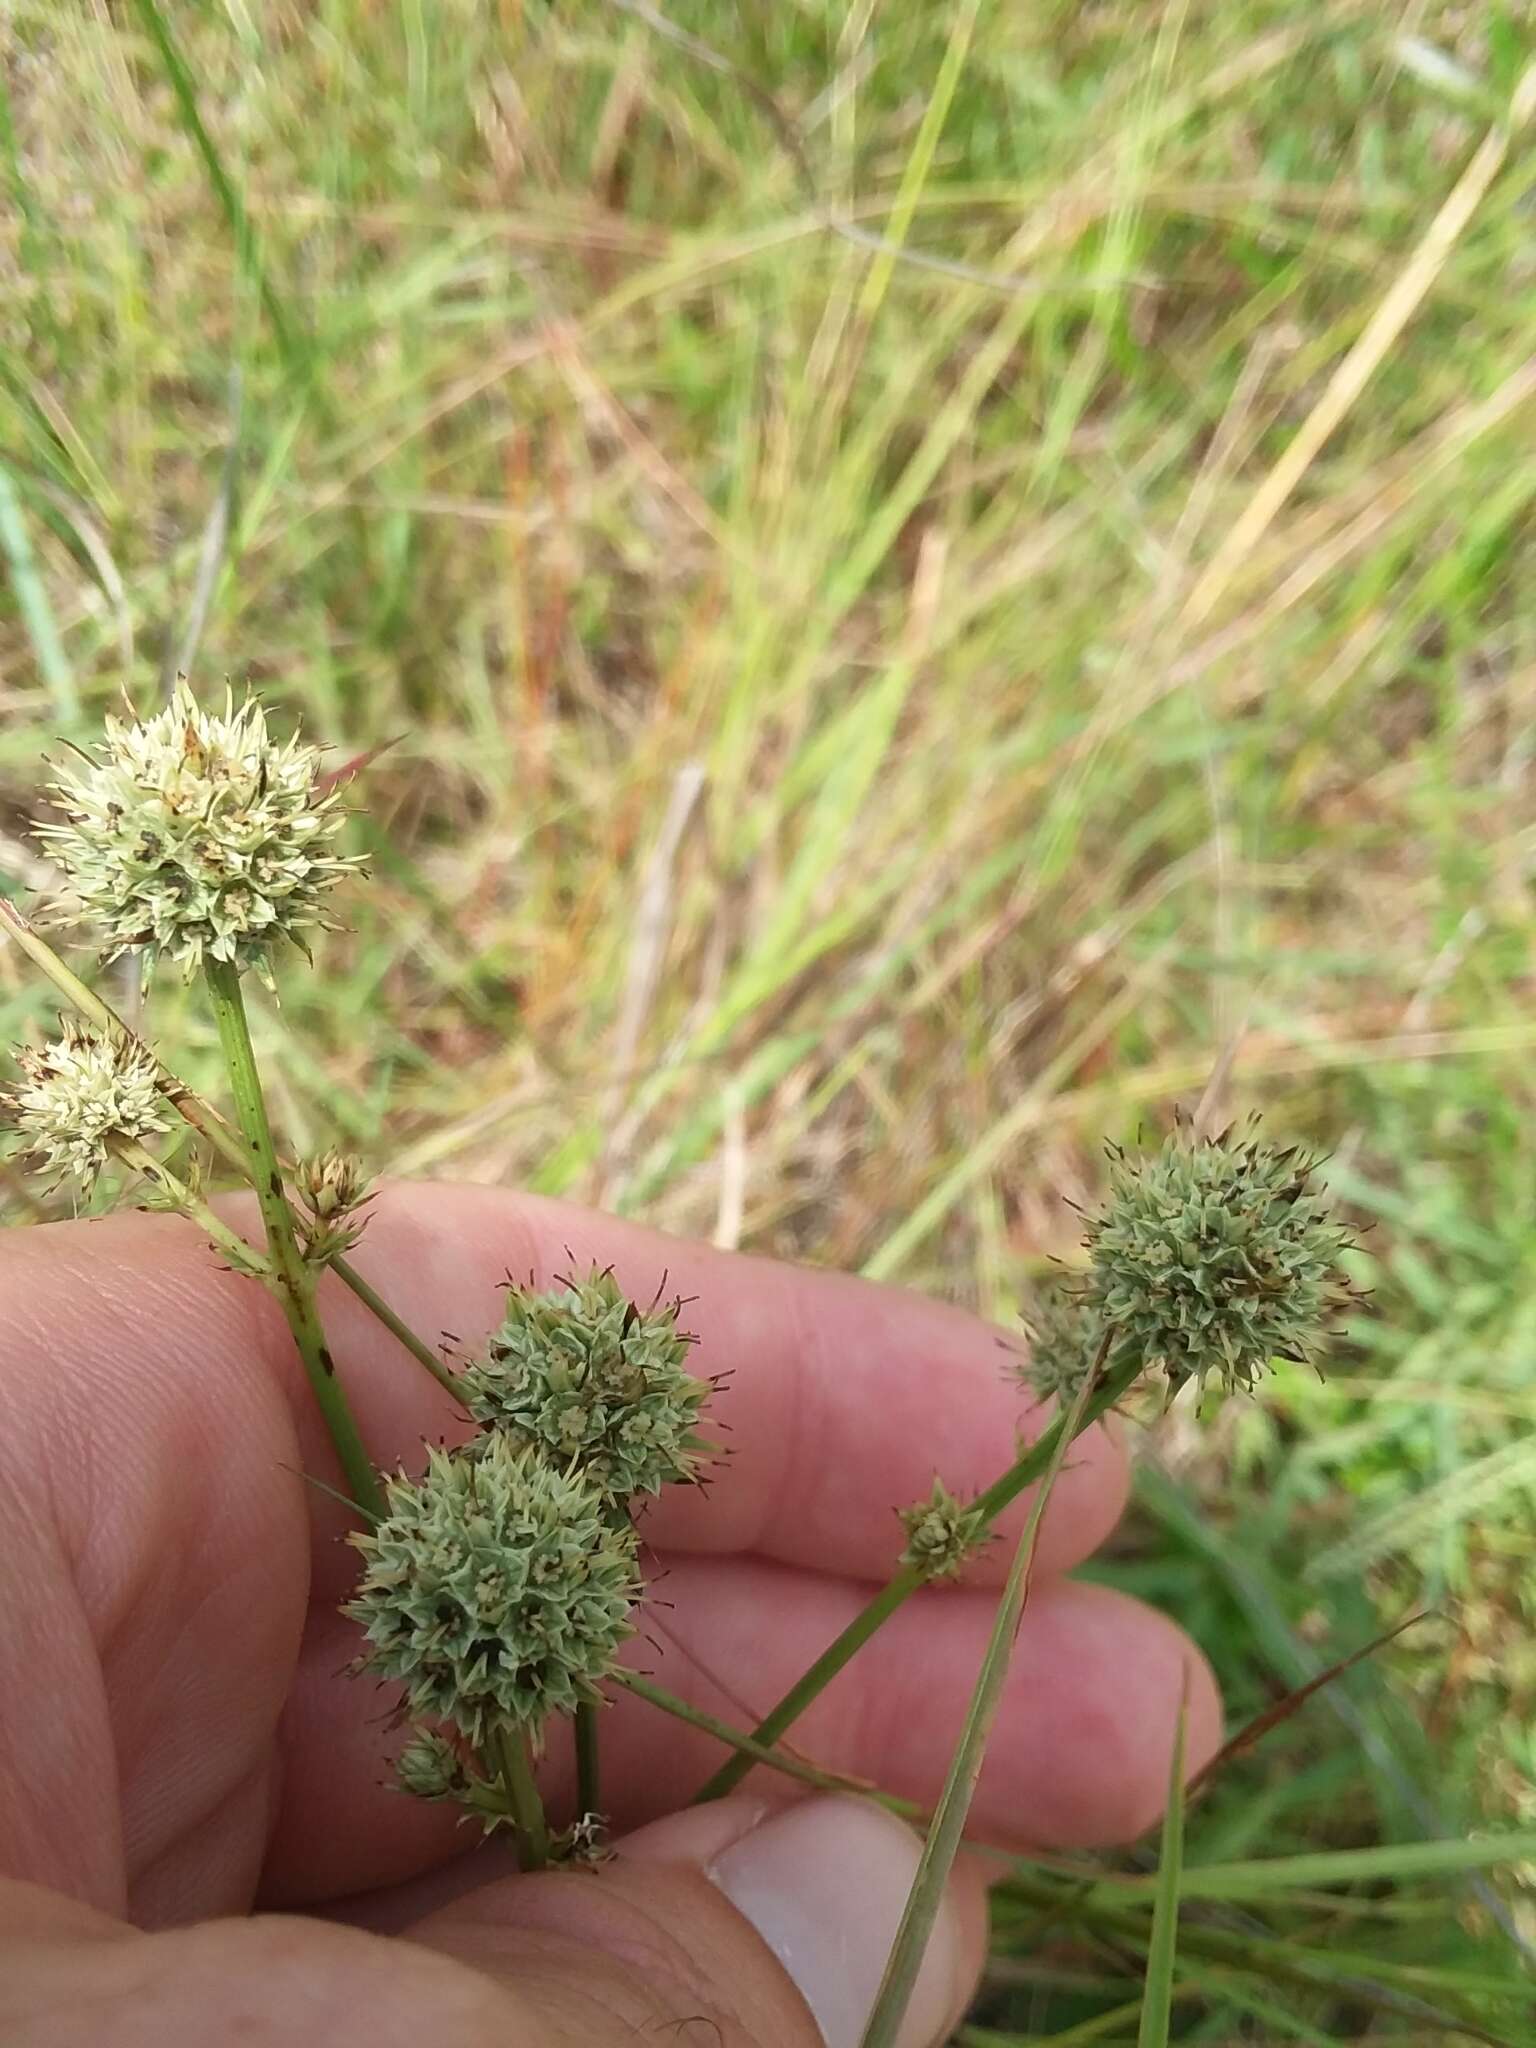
[4,0,1536,2035]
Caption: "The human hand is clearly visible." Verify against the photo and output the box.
[0,1182,1219,2046]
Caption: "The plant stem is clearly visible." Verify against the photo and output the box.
[613,1669,920,1815]
[203,957,384,1524]
[493,1725,548,1872]
[693,1346,1141,1802]
[859,1341,1109,2048]
[574,1701,601,1821]
[0,899,460,1401]
[110,1136,273,1281]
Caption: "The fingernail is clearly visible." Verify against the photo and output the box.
[706,1794,963,2048]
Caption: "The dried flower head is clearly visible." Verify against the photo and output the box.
[1082,1120,1357,1401]
[345,1436,641,1745]
[897,1478,991,1581]
[1018,1280,1107,1406]
[294,1148,374,1264]
[458,1267,715,1502]
[5,1019,170,1188]
[38,679,360,979]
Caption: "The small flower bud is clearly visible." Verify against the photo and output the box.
[345,1436,642,1746]
[395,1727,474,1803]
[294,1148,374,1264]
[898,1477,991,1581]
[4,1020,170,1189]
[1082,1119,1358,1402]
[458,1268,715,1503]
[38,679,361,979]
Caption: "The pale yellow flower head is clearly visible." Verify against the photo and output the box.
[39,680,360,979]
[7,1020,170,1188]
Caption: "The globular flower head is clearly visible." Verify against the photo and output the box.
[457,1268,715,1503]
[345,1436,641,1745]
[897,1477,991,1581]
[294,1148,374,1264]
[38,679,361,979]
[1081,1120,1358,1402]
[4,1019,170,1188]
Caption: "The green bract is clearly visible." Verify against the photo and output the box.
[5,1019,170,1188]
[345,1437,641,1744]
[1082,1123,1356,1400]
[458,1267,713,1502]
[39,679,360,978]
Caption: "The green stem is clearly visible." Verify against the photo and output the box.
[111,1136,273,1282]
[203,958,384,1524]
[693,1347,1141,1803]
[574,1701,602,1821]
[493,1726,548,1872]
[860,1342,1109,2048]
[613,1669,919,1815]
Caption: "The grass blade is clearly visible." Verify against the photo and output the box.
[1125,1830,1536,1901]
[0,458,79,721]
[128,0,304,377]
[1136,1703,1187,2048]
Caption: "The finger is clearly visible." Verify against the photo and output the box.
[0,1191,1124,1922]
[407,1797,986,2048]
[265,1564,1219,1902]
[3,1796,985,2048]
[299,1179,1129,1586]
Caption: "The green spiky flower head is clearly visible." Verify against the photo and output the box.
[457,1267,714,1502]
[5,1019,170,1189]
[345,1436,641,1745]
[897,1477,991,1581]
[38,679,360,979]
[1082,1120,1357,1401]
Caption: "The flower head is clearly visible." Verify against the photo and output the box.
[394,1727,474,1804]
[1081,1120,1357,1401]
[345,1436,641,1745]
[1018,1279,1108,1406]
[458,1268,715,1503]
[38,680,360,978]
[897,1477,991,1581]
[294,1148,374,1264]
[5,1020,170,1188]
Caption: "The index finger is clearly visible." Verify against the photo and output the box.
[302,1181,1128,1588]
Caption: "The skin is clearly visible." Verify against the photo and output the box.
[0,1181,1222,2044]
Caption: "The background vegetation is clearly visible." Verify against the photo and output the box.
[3,2,1535,2037]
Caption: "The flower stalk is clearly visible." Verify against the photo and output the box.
[109,1134,271,1281]
[205,957,384,1523]
[494,1727,549,1872]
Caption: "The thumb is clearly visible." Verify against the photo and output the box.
[0,1797,984,2048]
[405,1793,988,2048]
